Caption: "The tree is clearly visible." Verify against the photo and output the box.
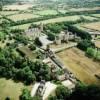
[34,37,42,46]
[29,44,36,51]
[86,47,96,58]
[56,85,71,99]
[77,39,95,51]
[47,32,55,41]
[0,2,3,11]
[20,89,33,100]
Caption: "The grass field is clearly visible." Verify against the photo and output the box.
[12,15,80,30]
[0,78,32,100]
[8,13,39,21]
[57,47,100,85]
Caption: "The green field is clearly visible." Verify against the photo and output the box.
[0,78,31,100]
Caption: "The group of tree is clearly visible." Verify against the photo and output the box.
[0,47,52,85]
[48,84,100,100]
[77,39,95,51]
[86,47,100,61]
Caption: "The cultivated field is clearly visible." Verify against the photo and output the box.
[81,22,100,31]
[92,14,100,17]
[3,4,33,10]
[35,15,80,24]
[57,47,100,85]
[80,15,98,21]
[8,13,39,21]
[0,78,31,100]
[68,7,100,12]
[12,15,81,30]
[0,11,19,16]
[35,10,58,15]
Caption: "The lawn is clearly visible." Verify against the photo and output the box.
[0,78,32,100]
[57,47,100,85]
[8,13,39,21]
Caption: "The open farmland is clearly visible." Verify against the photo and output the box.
[8,13,39,21]
[35,15,80,24]
[80,22,100,31]
[92,14,100,17]
[80,15,99,21]
[12,15,80,30]
[35,10,58,15]
[68,7,100,12]
[0,11,19,16]
[0,78,31,100]
[3,4,33,10]
[57,47,100,85]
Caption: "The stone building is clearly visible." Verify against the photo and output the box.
[55,30,76,45]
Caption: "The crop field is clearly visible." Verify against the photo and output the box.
[80,15,98,21]
[68,7,100,12]
[12,15,81,30]
[35,15,80,24]
[35,10,58,15]
[81,22,100,31]
[57,47,100,85]
[0,78,31,100]
[3,4,33,10]
[8,13,40,21]
[0,11,19,16]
